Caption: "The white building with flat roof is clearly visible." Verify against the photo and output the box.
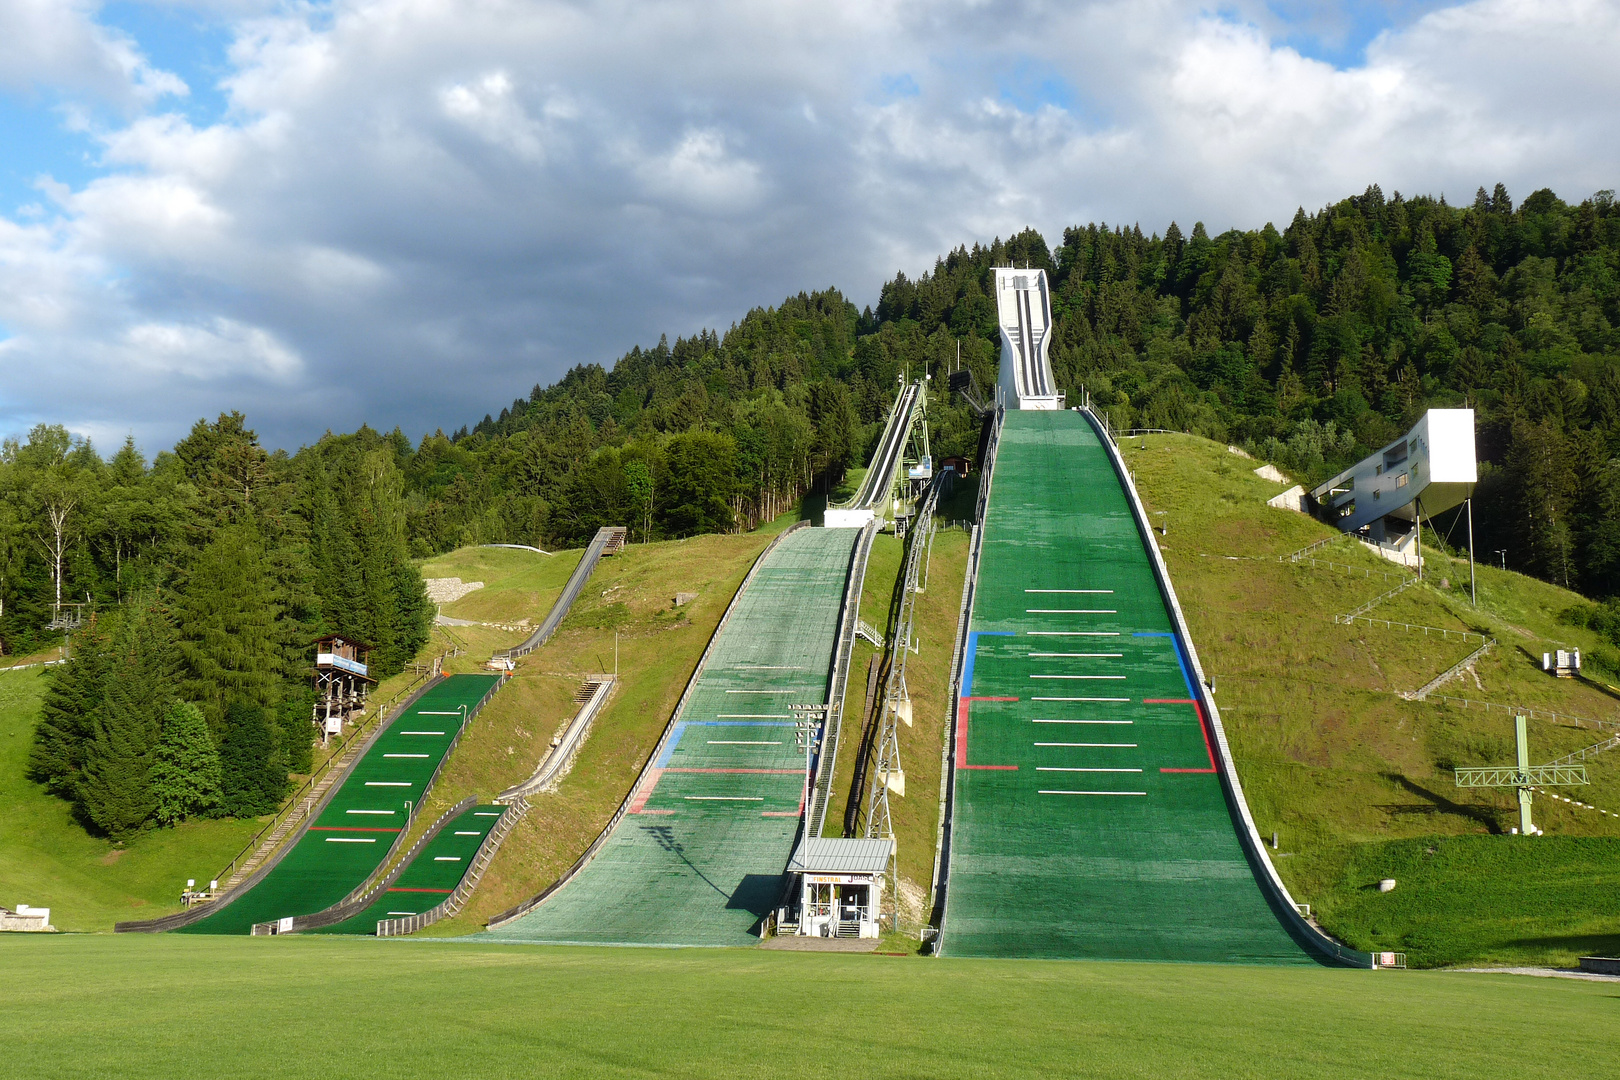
[1310,409,1477,540]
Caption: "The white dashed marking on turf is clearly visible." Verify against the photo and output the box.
[1040,790,1147,796]
[325,837,377,843]
[454,831,481,835]
[1026,609,1116,614]
[473,812,501,816]
[384,753,429,758]
[1029,653,1123,658]
[1026,589,1114,593]
[1035,742,1137,747]
[1033,719,1132,725]
[1033,696,1130,702]
[386,911,415,916]
[419,711,462,715]
[716,714,791,719]
[347,809,396,814]
[400,731,445,736]
[1030,675,1126,680]
[1037,767,1143,773]
[365,782,412,787]
[708,740,783,745]
[434,856,461,861]
[1027,631,1119,637]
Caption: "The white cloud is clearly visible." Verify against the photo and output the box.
[0,0,186,107]
[0,0,1616,450]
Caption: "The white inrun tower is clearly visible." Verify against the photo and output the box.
[995,267,1063,410]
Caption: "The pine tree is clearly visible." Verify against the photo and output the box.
[148,701,222,825]
[78,602,178,837]
[175,524,283,729]
[218,700,286,817]
[27,614,113,798]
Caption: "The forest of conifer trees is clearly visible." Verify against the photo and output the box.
[7,181,1620,837]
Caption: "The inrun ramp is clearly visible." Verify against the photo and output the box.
[940,410,1318,962]
[485,526,860,946]
[172,674,503,936]
[308,803,509,935]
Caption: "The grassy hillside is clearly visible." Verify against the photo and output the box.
[0,669,260,930]
[4,934,1615,1080]
[1130,433,1620,966]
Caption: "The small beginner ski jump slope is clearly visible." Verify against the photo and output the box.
[176,674,503,936]
[308,803,509,935]
[941,410,1312,963]
[484,526,859,947]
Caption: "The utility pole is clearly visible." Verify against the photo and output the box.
[1466,498,1476,606]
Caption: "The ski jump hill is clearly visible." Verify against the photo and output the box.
[483,388,928,946]
[935,268,1370,965]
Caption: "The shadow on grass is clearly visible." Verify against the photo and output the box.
[1382,773,1502,833]
[1500,933,1620,956]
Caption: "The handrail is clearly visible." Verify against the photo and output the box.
[806,520,879,837]
[498,526,625,660]
[486,521,811,928]
[1084,405,1371,967]
[378,799,525,937]
[932,407,1003,954]
[496,676,616,802]
[1400,640,1496,701]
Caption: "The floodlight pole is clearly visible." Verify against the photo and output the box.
[1466,498,1477,607]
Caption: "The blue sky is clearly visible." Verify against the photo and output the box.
[0,0,1615,451]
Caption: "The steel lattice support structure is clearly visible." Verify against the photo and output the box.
[1454,715,1589,834]
[862,475,943,929]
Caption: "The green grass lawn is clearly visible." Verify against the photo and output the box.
[1129,433,1620,966]
[1,935,1613,1079]
[0,669,259,930]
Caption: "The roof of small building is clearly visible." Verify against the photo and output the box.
[786,837,894,875]
[311,633,374,651]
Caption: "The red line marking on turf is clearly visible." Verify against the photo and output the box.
[1154,699,1218,773]
[628,768,662,813]
[637,809,677,815]
[956,696,1021,771]
[310,826,401,833]
[386,888,453,894]
[661,768,801,774]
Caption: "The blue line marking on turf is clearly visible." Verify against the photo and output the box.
[961,631,1014,697]
[655,723,686,768]
[1133,631,1197,698]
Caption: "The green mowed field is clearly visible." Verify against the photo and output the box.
[2,936,1613,1080]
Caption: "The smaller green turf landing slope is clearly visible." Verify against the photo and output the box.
[942,410,1312,963]
[309,804,508,935]
[484,526,859,947]
[176,674,502,936]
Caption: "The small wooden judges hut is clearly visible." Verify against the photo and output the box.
[312,635,375,741]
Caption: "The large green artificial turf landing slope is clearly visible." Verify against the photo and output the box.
[942,410,1311,962]
[485,525,859,946]
[177,674,502,936]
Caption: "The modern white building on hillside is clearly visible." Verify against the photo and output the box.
[995,268,1063,410]
[1309,409,1477,542]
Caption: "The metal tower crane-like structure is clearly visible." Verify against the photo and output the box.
[1454,715,1589,835]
